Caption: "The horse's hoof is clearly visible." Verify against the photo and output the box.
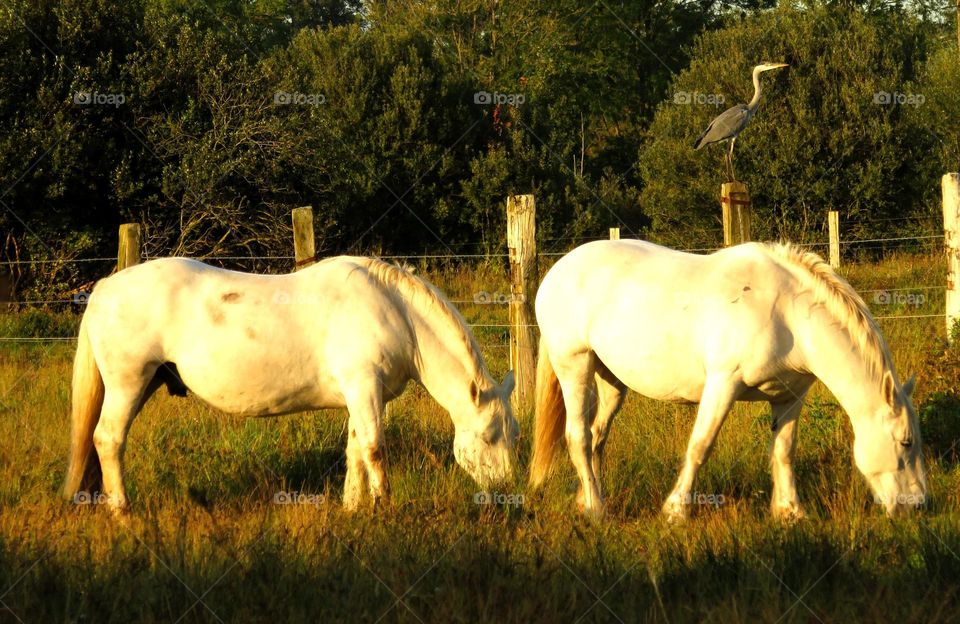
[371,493,390,511]
[575,492,605,520]
[577,502,605,521]
[109,504,131,523]
[663,511,688,525]
[662,501,689,524]
[772,503,806,523]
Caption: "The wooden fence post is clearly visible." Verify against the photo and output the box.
[721,181,751,246]
[506,194,537,416]
[117,223,141,271]
[609,227,620,241]
[944,173,960,342]
[292,206,316,270]
[828,210,841,269]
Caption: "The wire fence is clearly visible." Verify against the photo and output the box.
[0,230,949,343]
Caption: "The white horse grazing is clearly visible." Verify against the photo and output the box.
[529,240,925,521]
[63,256,517,514]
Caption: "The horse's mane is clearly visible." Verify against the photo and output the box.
[762,243,894,384]
[357,258,489,384]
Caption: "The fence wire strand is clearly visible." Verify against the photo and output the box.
[1,230,951,342]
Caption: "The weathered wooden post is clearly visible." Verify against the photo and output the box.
[609,227,620,241]
[828,210,841,269]
[506,194,537,416]
[721,181,751,246]
[944,173,960,342]
[292,206,316,271]
[117,223,141,271]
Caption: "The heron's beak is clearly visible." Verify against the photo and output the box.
[769,63,789,69]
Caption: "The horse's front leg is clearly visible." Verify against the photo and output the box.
[343,378,390,509]
[342,421,368,511]
[769,395,807,521]
[663,373,739,523]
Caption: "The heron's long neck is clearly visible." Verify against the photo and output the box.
[747,69,763,111]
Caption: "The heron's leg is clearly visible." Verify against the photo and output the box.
[728,137,738,181]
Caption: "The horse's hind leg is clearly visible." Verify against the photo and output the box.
[590,364,627,491]
[94,379,149,514]
[554,351,603,518]
[769,395,807,521]
[663,372,739,522]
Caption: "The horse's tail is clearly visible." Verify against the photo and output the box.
[62,316,105,499]
[529,337,566,489]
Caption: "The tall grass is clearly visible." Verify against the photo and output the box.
[1,252,959,622]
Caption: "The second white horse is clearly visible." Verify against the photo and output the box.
[529,240,925,520]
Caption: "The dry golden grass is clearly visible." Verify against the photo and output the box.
[1,251,959,622]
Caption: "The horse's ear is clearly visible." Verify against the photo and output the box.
[883,371,896,407]
[470,379,482,407]
[501,370,516,396]
[903,375,916,398]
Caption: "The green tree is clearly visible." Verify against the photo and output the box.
[910,41,960,173]
[638,4,935,248]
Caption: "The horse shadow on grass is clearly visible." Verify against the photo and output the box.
[182,442,348,509]
[179,421,461,510]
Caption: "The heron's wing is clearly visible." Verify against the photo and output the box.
[693,104,749,149]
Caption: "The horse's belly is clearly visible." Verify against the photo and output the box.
[592,339,705,403]
[195,386,343,416]
[186,382,345,416]
[176,358,344,416]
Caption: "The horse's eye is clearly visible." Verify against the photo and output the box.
[900,439,913,449]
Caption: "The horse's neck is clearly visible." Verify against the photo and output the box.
[408,307,481,415]
[799,312,884,421]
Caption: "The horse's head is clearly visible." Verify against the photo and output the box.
[853,372,926,516]
[452,371,518,486]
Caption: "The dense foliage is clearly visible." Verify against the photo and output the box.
[0,0,957,295]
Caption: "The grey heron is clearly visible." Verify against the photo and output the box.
[693,62,789,181]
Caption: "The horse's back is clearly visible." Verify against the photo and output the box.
[537,240,800,401]
[82,256,414,414]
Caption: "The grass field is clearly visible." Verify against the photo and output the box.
[2,251,960,623]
